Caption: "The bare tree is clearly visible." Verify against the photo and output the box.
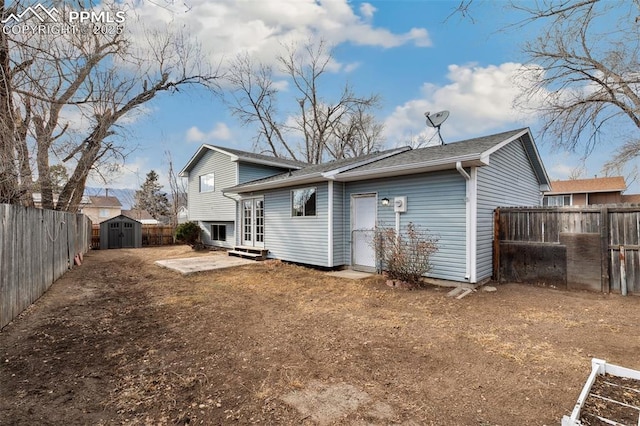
[226,39,384,164]
[1,1,220,211]
[514,1,640,171]
[165,150,187,229]
[0,0,20,204]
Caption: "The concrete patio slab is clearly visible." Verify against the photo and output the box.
[326,269,374,280]
[155,254,254,275]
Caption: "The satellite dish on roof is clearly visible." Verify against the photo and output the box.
[425,110,449,128]
[424,110,449,145]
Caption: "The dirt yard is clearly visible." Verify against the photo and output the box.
[1,246,639,425]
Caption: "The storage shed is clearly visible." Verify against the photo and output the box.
[99,215,142,249]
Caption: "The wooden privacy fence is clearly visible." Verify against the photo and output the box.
[0,204,92,329]
[91,224,175,249]
[494,205,640,295]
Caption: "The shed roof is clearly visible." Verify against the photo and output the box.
[179,144,307,177]
[100,214,141,224]
[547,176,626,195]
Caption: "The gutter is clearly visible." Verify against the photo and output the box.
[335,154,484,180]
[222,173,324,194]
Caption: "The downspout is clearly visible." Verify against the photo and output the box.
[223,191,241,247]
[456,161,471,281]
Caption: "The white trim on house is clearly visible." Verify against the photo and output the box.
[470,167,478,283]
[479,128,528,164]
[327,180,334,267]
[336,156,486,182]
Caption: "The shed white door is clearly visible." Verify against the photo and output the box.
[351,194,377,271]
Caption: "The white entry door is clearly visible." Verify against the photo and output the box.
[242,197,265,247]
[351,194,377,271]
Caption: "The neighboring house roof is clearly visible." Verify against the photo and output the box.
[223,146,412,193]
[546,176,627,195]
[121,209,157,221]
[87,196,122,207]
[179,144,308,177]
[622,194,640,203]
[226,128,550,193]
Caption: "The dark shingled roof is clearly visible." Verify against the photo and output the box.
[207,145,308,168]
[346,128,528,173]
[223,147,410,192]
[179,144,308,177]
[222,128,549,194]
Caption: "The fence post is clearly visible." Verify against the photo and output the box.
[619,246,627,296]
[493,208,501,282]
[600,206,610,293]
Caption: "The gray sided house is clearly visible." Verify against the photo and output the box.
[184,128,550,284]
[179,145,305,248]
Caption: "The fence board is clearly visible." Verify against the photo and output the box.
[91,224,176,249]
[496,206,640,295]
[0,204,91,330]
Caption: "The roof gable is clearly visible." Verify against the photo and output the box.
[179,144,307,177]
[336,128,550,187]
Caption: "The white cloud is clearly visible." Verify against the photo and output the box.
[383,62,544,146]
[123,0,431,71]
[360,3,377,20]
[186,122,232,143]
[549,162,575,180]
[343,62,361,73]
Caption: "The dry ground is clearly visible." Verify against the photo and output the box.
[1,246,639,425]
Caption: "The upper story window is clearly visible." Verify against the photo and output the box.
[99,208,110,217]
[199,173,215,192]
[292,187,316,217]
[543,195,571,206]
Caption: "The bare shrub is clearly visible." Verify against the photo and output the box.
[372,222,438,286]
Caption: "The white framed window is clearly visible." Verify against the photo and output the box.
[211,224,226,241]
[291,187,316,217]
[99,208,110,217]
[543,195,571,206]
[199,173,215,192]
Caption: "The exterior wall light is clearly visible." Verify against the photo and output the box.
[381,197,390,206]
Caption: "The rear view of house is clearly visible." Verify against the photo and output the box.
[179,145,305,248]
[182,128,550,285]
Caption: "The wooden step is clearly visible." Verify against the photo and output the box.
[228,246,268,261]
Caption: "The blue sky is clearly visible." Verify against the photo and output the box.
[90,0,639,194]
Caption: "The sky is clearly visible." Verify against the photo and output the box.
[80,0,639,195]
